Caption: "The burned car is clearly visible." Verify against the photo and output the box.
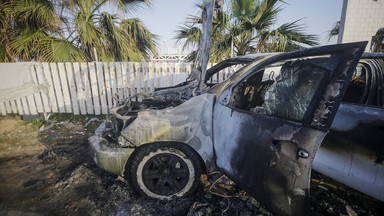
[313,53,384,202]
[89,42,366,215]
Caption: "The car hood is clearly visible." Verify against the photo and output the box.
[119,94,216,163]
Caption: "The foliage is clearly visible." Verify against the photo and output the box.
[327,21,340,42]
[25,116,46,129]
[175,0,319,62]
[371,28,384,52]
[0,0,157,62]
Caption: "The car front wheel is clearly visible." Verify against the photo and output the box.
[127,143,202,200]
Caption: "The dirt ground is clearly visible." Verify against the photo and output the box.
[0,114,383,216]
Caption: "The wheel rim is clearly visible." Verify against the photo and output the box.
[142,153,190,196]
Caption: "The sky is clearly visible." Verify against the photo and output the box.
[125,0,344,53]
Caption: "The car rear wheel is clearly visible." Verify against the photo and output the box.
[127,143,202,200]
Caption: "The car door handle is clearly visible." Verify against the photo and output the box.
[272,139,309,159]
[297,149,309,158]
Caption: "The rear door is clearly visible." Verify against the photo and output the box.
[212,42,366,215]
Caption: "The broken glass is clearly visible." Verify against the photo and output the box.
[231,58,332,122]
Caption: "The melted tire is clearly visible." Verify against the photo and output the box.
[127,143,202,200]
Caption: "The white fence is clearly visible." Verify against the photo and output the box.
[0,62,232,116]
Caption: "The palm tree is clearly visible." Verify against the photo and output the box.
[0,0,86,62]
[63,0,158,62]
[0,0,157,62]
[175,0,319,61]
[174,1,231,62]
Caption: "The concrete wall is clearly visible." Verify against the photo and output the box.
[339,0,384,51]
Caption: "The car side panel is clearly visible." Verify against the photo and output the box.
[314,103,384,201]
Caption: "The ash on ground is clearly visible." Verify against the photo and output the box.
[0,115,383,216]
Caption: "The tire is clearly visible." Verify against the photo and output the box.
[127,143,202,200]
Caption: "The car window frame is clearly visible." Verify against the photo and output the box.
[222,58,337,125]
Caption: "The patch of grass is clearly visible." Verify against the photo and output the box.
[0,134,24,145]
[0,135,7,144]
[25,117,46,130]
[48,113,73,122]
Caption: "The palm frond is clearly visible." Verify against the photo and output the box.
[114,0,153,14]
[40,38,87,62]
[11,28,49,61]
[230,0,256,20]
[74,9,104,59]
[0,1,15,62]
[174,24,202,51]
[211,33,232,61]
[120,18,158,60]
[274,20,319,45]
[12,0,61,33]
[255,20,318,52]
[195,0,210,10]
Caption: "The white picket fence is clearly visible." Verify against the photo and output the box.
[0,61,233,116]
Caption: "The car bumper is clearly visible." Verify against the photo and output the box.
[88,135,134,176]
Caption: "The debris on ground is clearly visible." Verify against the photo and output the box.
[0,114,383,215]
[39,122,54,132]
[84,117,101,128]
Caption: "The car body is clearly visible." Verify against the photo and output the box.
[313,55,384,202]
[89,42,367,215]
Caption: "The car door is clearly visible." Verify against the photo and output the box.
[212,42,366,215]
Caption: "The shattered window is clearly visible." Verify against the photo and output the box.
[230,58,331,122]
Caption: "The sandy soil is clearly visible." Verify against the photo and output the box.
[0,115,383,216]
[0,119,21,134]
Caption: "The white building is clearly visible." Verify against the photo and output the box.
[338,0,384,51]
[150,45,189,63]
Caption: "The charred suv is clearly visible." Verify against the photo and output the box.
[89,42,368,215]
